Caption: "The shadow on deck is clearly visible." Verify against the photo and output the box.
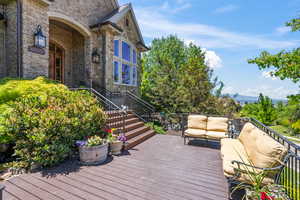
[3,135,233,200]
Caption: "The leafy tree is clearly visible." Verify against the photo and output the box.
[248,17,300,85]
[240,94,277,125]
[141,35,216,113]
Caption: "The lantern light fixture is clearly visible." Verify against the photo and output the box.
[92,48,101,64]
[34,25,46,49]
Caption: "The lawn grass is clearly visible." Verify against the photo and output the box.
[270,125,300,144]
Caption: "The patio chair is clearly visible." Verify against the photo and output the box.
[183,115,231,145]
[221,122,289,185]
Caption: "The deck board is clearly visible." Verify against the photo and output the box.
[2,135,228,200]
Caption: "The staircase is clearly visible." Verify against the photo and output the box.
[72,88,157,149]
[105,110,156,150]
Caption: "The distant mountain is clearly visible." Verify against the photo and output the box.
[224,94,287,104]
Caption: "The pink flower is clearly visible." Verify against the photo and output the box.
[260,192,275,200]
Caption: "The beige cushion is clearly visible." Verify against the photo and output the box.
[221,138,250,175]
[185,129,206,138]
[221,138,274,185]
[206,117,228,132]
[188,115,207,130]
[238,123,288,169]
[206,131,227,140]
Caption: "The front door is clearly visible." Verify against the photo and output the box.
[49,42,64,83]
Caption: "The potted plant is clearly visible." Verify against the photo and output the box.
[107,129,127,155]
[76,135,108,165]
[231,157,290,200]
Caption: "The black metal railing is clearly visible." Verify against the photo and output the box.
[233,118,300,200]
[71,88,127,134]
[94,87,156,123]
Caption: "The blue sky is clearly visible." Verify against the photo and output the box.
[119,0,300,99]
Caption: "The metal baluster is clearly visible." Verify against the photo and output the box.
[0,185,4,200]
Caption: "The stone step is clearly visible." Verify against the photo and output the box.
[107,118,140,129]
[106,114,136,123]
[125,126,151,140]
[125,130,156,150]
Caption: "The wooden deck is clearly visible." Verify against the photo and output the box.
[2,135,228,200]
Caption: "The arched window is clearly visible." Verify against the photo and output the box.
[113,38,137,86]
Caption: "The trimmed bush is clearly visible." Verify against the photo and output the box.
[1,77,107,168]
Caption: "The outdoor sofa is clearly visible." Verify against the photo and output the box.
[221,122,288,185]
[183,115,230,144]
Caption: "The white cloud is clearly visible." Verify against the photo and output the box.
[275,26,291,35]
[213,4,239,14]
[202,48,222,69]
[261,70,278,80]
[135,6,299,49]
[160,0,191,14]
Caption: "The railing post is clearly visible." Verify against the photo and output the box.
[0,184,5,200]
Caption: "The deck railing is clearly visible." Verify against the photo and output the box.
[235,118,300,200]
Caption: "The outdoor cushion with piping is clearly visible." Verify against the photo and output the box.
[206,131,228,140]
[238,123,288,169]
[206,117,229,132]
[187,115,207,130]
[184,129,207,138]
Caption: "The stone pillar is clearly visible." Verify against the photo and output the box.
[22,0,49,78]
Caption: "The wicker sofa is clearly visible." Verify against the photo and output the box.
[221,122,288,185]
[183,115,230,144]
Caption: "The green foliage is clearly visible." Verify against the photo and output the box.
[141,35,217,114]
[1,78,107,168]
[240,94,277,125]
[86,136,105,147]
[145,122,166,135]
[248,49,300,84]
[248,16,300,85]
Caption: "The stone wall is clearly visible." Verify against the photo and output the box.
[5,1,18,77]
[0,21,5,78]
[22,0,49,78]
[48,0,116,28]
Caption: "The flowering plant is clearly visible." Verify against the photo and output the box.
[75,135,106,147]
[117,134,127,142]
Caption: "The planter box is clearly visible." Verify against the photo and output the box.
[79,143,108,165]
[110,141,123,155]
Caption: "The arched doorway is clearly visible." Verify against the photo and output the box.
[49,42,65,83]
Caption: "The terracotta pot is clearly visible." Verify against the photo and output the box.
[79,143,108,165]
[110,141,123,155]
[0,144,9,153]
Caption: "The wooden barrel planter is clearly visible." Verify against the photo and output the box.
[79,143,108,165]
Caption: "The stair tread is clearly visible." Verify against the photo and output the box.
[125,126,150,136]
[126,130,156,147]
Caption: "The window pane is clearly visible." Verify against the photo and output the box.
[133,50,137,64]
[122,41,131,62]
[114,61,119,83]
[132,66,137,85]
[122,64,131,84]
[114,40,119,57]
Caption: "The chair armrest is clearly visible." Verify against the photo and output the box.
[231,160,284,172]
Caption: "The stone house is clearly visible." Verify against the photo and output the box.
[0,0,148,93]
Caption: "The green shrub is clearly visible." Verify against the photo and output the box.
[145,122,166,134]
[1,78,107,168]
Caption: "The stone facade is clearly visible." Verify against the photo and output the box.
[0,0,146,93]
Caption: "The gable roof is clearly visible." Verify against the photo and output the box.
[90,3,147,50]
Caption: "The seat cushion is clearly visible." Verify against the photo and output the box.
[221,138,250,175]
[188,115,207,130]
[185,129,206,138]
[206,131,227,140]
[238,123,288,169]
[206,117,228,132]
